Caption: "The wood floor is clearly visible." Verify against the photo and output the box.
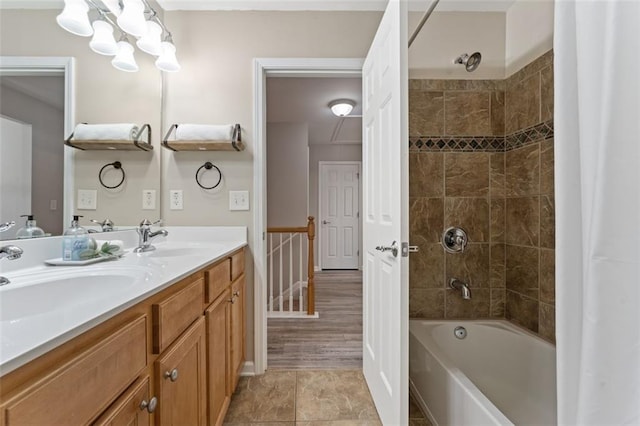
[267,270,363,369]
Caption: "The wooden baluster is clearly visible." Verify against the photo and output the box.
[279,233,283,313]
[269,233,273,313]
[299,233,303,313]
[289,233,293,313]
[307,216,315,315]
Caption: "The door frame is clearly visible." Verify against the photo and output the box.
[318,160,362,271]
[253,58,363,374]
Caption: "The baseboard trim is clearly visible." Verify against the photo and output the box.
[240,361,256,376]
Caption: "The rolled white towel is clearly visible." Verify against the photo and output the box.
[175,124,234,141]
[73,123,139,141]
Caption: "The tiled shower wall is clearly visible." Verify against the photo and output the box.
[409,50,555,342]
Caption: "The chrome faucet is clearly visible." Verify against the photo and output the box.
[134,219,168,253]
[0,221,15,233]
[0,245,23,286]
[89,218,115,233]
[449,278,472,299]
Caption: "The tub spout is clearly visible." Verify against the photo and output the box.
[449,278,471,299]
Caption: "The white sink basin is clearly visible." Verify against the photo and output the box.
[0,269,152,322]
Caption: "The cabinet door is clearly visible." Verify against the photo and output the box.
[155,317,206,426]
[229,276,245,393]
[93,376,152,426]
[205,291,231,426]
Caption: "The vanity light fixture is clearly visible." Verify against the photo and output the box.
[56,0,180,73]
[329,99,355,117]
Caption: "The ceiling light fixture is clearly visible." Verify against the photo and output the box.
[56,0,180,73]
[329,99,355,117]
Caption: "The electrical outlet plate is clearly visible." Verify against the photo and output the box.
[170,190,183,210]
[229,190,249,211]
[142,189,156,210]
[77,189,97,210]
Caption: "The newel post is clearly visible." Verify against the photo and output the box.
[307,216,315,315]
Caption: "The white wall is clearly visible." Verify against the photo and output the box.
[505,0,554,76]
[267,123,309,228]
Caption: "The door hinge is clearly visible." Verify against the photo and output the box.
[357,250,360,256]
[356,172,360,179]
[263,231,265,241]
[401,242,419,257]
[357,211,360,218]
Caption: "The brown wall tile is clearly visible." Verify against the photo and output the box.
[506,74,541,134]
[506,290,539,333]
[410,197,444,244]
[409,289,445,319]
[490,243,506,288]
[541,66,554,122]
[539,302,556,343]
[409,153,444,198]
[506,144,540,196]
[446,243,490,288]
[446,288,491,318]
[540,248,555,304]
[409,91,444,135]
[540,195,555,249]
[490,153,505,197]
[490,91,506,136]
[445,153,490,197]
[491,289,506,317]
[540,139,554,196]
[444,92,492,136]
[506,196,540,246]
[445,198,490,242]
[491,198,506,242]
[410,243,444,289]
[506,245,539,298]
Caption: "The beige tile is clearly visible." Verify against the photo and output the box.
[490,243,506,288]
[539,303,556,343]
[540,65,554,123]
[410,198,444,245]
[446,243,490,288]
[226,423,294,426]
[506,73,541,134]
[225,371,296,423]
[490,198,505,243]
[506,144,540,196]
[296,371,379,422]
[490,153,505,197]
[445,153,490,197]
[506,196,540,247]
[490,91,506,136]
[445,288,491,318]
[540,248,555,304]
[506,245,539,299]
[444,198,490,243]
[297,421,382,426]
[409,153,444,198]
[410,288,445,319]
[409,91,444,135]
[540,195,555,249]
[444,91,492,136]
[540,138,554,196]
[491,289,506,317]
[410,243,444,289]
[506,290,539,333]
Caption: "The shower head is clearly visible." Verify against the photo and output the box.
[454,52,482,72]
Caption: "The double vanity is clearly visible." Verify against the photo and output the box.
[0,226,248,425]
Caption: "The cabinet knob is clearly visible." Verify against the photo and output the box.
[164,368,179,382]
[139,396,158,413]
[233,290,240,297]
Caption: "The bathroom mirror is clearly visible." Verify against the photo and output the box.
[0,8,163,241]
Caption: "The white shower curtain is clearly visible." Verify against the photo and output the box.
[555,0,640,424]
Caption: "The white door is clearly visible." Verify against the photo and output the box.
[0,116,32,240]
[362,0,408,424]
[320,162,360,269]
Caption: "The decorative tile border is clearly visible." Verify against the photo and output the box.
[409,120,553,153]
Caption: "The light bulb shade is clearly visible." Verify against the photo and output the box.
[111,41,139,72]
[56,0,93,37]
[329,100,355,117]
[89,20,118,56]
[136,21,163,56]
[117,0,147,37]
[155,41,181,72]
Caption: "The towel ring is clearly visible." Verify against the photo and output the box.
[195,162,222,190]
[99,161,126,189]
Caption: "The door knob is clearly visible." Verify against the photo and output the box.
[375,241,398,258]
[140,396,158,413]
[322,220,331,225]
[164,368,179,382]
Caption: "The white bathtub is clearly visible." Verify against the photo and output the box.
[409,320,556,425]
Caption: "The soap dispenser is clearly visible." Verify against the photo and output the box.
[16,214,45,239]
[62,215,90,261]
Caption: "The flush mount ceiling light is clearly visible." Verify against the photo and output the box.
[56,0,180,73]
[329,99,355,117]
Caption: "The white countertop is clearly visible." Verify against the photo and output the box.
[0,226,247,376]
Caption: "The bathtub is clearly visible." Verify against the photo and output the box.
[409,320,556,425]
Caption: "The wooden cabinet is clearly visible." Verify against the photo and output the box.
[205,259,231,304]
[229,276,246,392]
[93,376,152,426]
[205,291,231,426]
[155,318,207,426]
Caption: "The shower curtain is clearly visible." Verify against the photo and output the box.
[555,1,640,424]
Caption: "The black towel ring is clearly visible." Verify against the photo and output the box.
[99,161,126,189]
[195,162,222,190]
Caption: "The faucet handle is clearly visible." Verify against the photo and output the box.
[139,219,162,227]
[0,221,15,233]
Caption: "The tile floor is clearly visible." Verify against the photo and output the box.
[223,370,431,426]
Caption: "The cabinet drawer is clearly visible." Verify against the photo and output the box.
[153,277,204,354]
[205,259,231,304]
[3,316,147,426]
[230,249,245,282]
[93,376,151,426]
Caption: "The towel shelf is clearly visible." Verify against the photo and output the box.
[162,123,244,152]
[65,124,153,151]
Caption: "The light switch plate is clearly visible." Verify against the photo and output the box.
[77,189,97,210]
[229,190,249,211]
[142,189,156,210]
[170,190,183,210]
